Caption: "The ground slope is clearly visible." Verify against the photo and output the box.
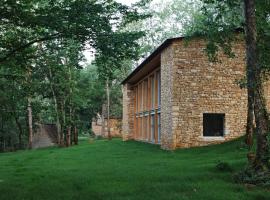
[0,138,269,200]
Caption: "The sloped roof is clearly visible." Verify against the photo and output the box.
[121,36,183,84]
[121,28,245,85]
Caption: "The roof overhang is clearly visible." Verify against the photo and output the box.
[121,37,183,85]
[121,28,244,85]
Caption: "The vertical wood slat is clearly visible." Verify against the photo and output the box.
[145,80,148,140]
[138,84,140,139]
[140,83,142,139]
[131,67,160,144]
[154,72,158,143]
[134,87,137,139]
[148,77,151,141]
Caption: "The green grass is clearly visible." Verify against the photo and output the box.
[0,138,269,200]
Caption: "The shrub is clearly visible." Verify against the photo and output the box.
[234,167,270,187]
[216,161,233,172]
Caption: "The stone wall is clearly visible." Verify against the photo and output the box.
[92,118,122,137]
[122,36,270,150]
[168,38,247,148]
[122,83,135,140]
[160,45,176,150]
[32,124,57,149]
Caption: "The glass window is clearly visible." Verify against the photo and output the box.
[157,72,161,106]
[151,76,155,108]
[136,87,138,113]
[144,117,148,140]
[151,114,155,142]
[144,80,148,110]
[141,83,143,112]
[158,113,161,143]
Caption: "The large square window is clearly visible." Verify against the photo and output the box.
[203,113,225,137]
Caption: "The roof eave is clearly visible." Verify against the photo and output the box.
[121,37,183,85]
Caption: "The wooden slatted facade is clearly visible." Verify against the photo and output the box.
[133,68,161,144]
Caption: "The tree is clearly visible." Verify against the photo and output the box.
[124,0,201,58]
[0,0,147,149]
[190,0,270,183]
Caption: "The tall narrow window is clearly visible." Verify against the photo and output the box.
[134,87,137,139]
[141,116,144,139]
[144,116,148,140]
[138,84,141,112]
[151,76,155,109]
[151,114,155,142]
[157,71,161,107]
[135,87,138,113]
[144,80,148,111]
[203,113,225,137]
[141,83,143,112]
[137,117,140,139]
[157,113,161,143]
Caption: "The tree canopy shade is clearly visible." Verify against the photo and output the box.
[0,0,147,63]
[0,0,147,150]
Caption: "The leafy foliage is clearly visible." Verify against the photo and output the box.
[124,0,202,58]
[192,0,270,183]
[0,0,146,150]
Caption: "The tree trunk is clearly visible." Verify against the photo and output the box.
[66,126,71,147]
[246,80,255,149]
[27,97,33,149]
[244,0,269,170]
[67,64,73,147]
[74,126,78,145]
[106,78,112,140]
[47,66,61,145]
[71,126,74,145]
[14,115,23,149]
[101,104,106,137]
[60,101,66,146]
[254,79,269,170]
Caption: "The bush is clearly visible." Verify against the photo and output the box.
[95,135,103,140]
[216,161,233,172]
[234,167,270,187]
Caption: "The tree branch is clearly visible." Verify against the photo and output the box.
[0,33,61,63]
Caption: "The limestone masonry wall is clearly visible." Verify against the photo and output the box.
[160,45,175,150]
[123,37,270,150]
[122,84,135,140]
[167,38,247,149]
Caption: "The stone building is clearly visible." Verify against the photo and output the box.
[122,36,270,150]
[92,117,122,138]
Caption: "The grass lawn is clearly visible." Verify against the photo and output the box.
[0,138,269,200]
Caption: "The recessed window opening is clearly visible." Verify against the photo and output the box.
[151,114,155,142]
[203,113,225,137]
